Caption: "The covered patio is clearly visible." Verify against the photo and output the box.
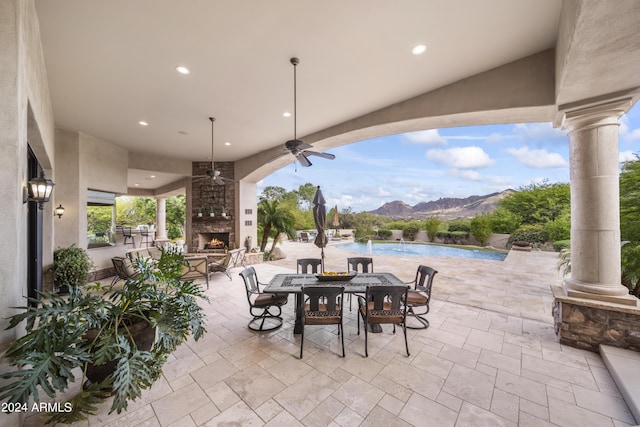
[3,1,640,425]
[22,241,636,426]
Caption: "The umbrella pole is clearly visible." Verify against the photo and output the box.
[321,248,325,273]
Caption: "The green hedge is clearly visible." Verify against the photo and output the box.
[509,224,549,245]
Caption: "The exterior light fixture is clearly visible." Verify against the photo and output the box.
[26,172,55,210]
[54,204,65,218]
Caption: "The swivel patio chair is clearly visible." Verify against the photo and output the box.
[404,265,437,329]
[346,257,373,310]
[357,285,409,357]
[300,286,345,358]
[239,267,288,332]
[297,258,323,274]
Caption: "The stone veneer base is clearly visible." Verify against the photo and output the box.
[552,285,640,352]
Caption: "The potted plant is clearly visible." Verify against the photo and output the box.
[221,207,227,217]
[196,207,203,217]
[209,207,215,217]
[0,247,208,424]
[52,244,94,294]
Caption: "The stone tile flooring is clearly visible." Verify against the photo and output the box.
[24,241,637,426]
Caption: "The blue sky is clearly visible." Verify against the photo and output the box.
[258,102,640,212]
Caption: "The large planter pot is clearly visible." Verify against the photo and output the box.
[83,318,156,386]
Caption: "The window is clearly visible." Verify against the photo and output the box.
[87,190,116,248]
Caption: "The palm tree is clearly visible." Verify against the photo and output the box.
[258,200,296,254]
[268,208,296,258]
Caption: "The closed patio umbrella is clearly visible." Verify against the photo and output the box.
[313,186,328,271]
[332,204,340,233]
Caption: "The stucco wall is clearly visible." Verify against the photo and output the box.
[0,0,54,351]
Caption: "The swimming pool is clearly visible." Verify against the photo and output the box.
[336,241,508,261]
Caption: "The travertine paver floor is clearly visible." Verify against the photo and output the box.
[24,240,637,426]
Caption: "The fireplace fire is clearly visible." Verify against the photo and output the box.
[197,232,230,252]
[205,237,226,250]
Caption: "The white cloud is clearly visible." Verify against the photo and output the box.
[514,123,567,141]
[377,187,391,196]
[450,169,483,181]
[505,146,567,168]
[619,151,637,163]
[404,129,447,145]
[425,146,494,169]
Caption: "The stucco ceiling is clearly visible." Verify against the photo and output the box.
[33,1,640,191]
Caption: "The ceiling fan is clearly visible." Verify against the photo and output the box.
[192,117,237,185]
[283,57,335,167]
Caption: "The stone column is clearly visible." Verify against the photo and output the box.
[561,98,634,302]
[155,197,167,240]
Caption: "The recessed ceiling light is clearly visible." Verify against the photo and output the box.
[150,175,156,178]
[412,44,427,55]
[138,121,149,126]
[224,142,231,146]
[176,66,190,75]
[283,112,291,117]
[134,183,140,187]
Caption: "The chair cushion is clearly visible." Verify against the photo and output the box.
[254,293,288,307]
[361,302,404,324]
[406,291,428,304]
[304,304,341,325]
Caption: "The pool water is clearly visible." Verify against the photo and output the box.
[336,241,507,261]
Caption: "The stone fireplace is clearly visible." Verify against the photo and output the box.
[190,161,236,251]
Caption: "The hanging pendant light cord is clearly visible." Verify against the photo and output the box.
[209,116,215,169]
[291,57,299,141]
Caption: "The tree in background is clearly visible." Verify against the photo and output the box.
[498,181,570,225]
[295,183,317,211]
[620,155,640,241]
[470,213,492,247]
[488,207,522,234]
[424,217,441,242]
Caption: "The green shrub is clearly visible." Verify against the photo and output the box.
[552,240,571,252]
[377,229,392,240]
[450,231,469,244]
[448,221,470,233]
[470,214,492,246]
[546,215,571,241]
[509,224,549,245]
[621,242,640,297]
[402,223,421,241]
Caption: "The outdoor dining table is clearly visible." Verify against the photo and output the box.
[264,272,408,334]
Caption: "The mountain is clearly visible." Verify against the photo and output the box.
[369,189,514,220]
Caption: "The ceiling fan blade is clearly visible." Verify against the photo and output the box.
[305,150,335,160]
[296,152,313,167]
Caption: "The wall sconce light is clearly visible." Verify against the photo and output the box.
[54,204,65,219]
[24,172,55,210]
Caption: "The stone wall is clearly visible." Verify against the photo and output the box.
[191,161,236,250]
[552,285,640,352]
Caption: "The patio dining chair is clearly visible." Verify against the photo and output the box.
[239,267,288,332]
[300,285,345,358]
[357,285,409,357]
[346,257,373,311]
[297,258,323,274]
[122,226,136,248]
[404,265,437,329]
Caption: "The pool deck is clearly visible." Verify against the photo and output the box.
[269,239,559,323]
